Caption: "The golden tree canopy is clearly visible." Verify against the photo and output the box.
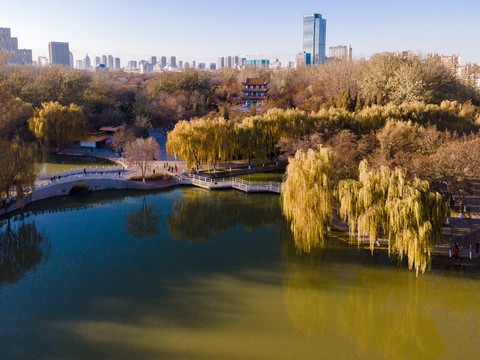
[337,160,447,274]
[28,101,86,147]
[281,147,333,252]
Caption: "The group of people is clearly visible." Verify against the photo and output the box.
[50,175,62,182]
[163,162,177,172]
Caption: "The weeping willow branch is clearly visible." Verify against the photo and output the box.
[281,148,333,252]
[338,160,448,275]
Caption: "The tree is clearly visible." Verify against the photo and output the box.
[0,140,38,201]
[111,126,135,154]
[0,88,33,141]
[281,148,334,252]
[337,160,447,275]
[28,101,86,148]
[123,137,160,183]
[249,103,257,116]
[326,130,359,180]
[167,119,205,171]
[219,105,229,120]
[413,137,480,207]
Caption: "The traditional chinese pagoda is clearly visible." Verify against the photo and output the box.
[241,78,269,106]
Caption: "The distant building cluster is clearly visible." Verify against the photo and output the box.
[0,28,32,65]
[6,18,479,86]
[438,53,480,89]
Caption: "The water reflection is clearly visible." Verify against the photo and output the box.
[281,224,480,359]
[125,197,162,239]
[2,189,480,359]
[0,220,50,287]
[167,188,282,242]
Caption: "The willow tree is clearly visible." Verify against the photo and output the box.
[166,120,201,170]
[236,116,268,167]
[0,87,33,140]
[337,160,447,274]
[281,148,333,252]
[167,118,235,171]
[0,140,38,201]
[204,117,234,170]
[28,101,86,148]
[261,108,306,158]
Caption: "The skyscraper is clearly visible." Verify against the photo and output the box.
[303,13,326,65]
[84,54,91,69]
[217,56,224,69]
[160,56,167,67]
[226,56,232,68]
[114,57,121,70]
[48,41,70,66]
[94,56,101,67]
[101,55,107,66]
[107,55,114,69]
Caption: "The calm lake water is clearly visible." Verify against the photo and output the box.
[1,187,479,359]
[37,154,115,174]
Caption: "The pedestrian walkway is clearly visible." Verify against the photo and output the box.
[171,172,281,194]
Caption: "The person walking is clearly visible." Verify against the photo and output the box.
[454,242,460,260]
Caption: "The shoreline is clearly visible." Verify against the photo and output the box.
[3,172,480,269]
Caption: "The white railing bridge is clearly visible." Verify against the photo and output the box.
[171,173,281,194]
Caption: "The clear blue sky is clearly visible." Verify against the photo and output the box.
[2,0,480,65]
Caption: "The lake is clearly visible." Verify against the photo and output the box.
[0,187,479,359]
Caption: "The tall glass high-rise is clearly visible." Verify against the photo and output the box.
[303,13,326,65]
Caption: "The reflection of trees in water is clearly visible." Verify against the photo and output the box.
[282,228,480,359]
[167,189,282,242]
[125,197,162,239]
[0,220,50,287]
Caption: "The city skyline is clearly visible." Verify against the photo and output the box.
[2,0,480,65]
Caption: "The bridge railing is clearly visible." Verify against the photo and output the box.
[35,172,125,190]
[38,165,124,180]
[177,172,282,193]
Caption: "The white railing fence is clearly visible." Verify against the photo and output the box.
[35,171,125,190]
[172,172,281,193]
[38,165,124,180]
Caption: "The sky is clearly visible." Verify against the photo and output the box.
[2,0,480,66]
